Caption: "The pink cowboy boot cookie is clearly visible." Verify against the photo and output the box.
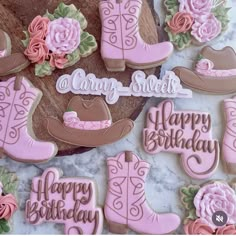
[143,100,219,179]
[99,0,173,71]
[25,168,103,234]
[104,151,180,234]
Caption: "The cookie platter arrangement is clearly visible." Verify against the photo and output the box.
[0,0,235,234]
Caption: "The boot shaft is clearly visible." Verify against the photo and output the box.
[0,77,40,147]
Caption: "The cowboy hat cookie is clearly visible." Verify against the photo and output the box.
[181,181,236,234]
[56,69,192,104]
[99,0,174,71]
[105,151,181,234]
[0,29,29,76]
[0,167,18,234]
[0,76,58,163]
[164,0,230,50]
[173,46,236,94]
[143,99,219,179]
[22,3,97,77]
[46,96,134,147]
[25,168,103,234]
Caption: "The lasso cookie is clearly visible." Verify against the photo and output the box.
[0,76,58,163]
[25,168,103,234]
[104,151,181,234]
[173,46,236,94]
[181,181,236,234]
[143,99,219,179]
[0,167,18,234]
[46,96,134,147]
[22,3,97,77]
[164,0,230,50]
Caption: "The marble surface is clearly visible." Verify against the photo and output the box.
[1,0,236,234]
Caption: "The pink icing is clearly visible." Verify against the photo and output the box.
[49,53,68,69]
[143,99,219,179]
[191,14,222,43]
[28,15,49,39]
[105,152,181,234]
[63,111,112,130]
[216,225,236,234]
[0,50,6,58]
[45,18,81,54]
[0,77,57,162]
[24,37,49,64]
[0,194,18,220]
[99,0,173,68]
[178,0,213,18]
[196,59,236,77]
[184,219,215,234]
[25,168,103,234]
[167,12,194,34]
[194,182,236,228]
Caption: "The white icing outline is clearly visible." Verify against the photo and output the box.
[56,69,192,104]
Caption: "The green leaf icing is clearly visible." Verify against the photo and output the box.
[35,61,54,77]
[0,167,18,195]
[52,3,87,30]
[0,219,10,234]
[44,10,55,21]
[197,54,204,62]
[79,32,97,57]
[64,49,80,68]
[164,0,179,15]
[212,6,230,32]
[165,26,192,50]
[21,31,30,48]
[180,185,200,221]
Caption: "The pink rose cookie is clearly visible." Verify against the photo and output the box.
[22,3,97,77]
[99,0,174,71]
[0,167,18,234]
[25,168,103,234]
[104,151,181,234]
[0,76,58,163]
[143,99,219,179]
[164,0,230,50]
[173,46,236,94]
[181,181,236,234]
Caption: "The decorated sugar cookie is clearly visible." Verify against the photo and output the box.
[173,46,236,94]
[0,167,18,234]
[0,29,29,76]
[25,168,103,234]
[56,69,192,104]
[46,96,134,147]
[99,0,173,71]
[164,0,230,50]
[0,76,58,163]
[222,96,236,174]
[143,100,219,179]
[181,181,236,234]
[22,3,97,77]
[105,151,181,234]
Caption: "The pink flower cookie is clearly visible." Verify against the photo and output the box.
[25,168,103,234]
[22,3,97,77]
[143,100,219,179]
[181,181,236,235]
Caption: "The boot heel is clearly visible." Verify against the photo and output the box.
[108,221,128,234]
[103,58,126,72]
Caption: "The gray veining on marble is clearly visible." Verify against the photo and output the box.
[1,0,236,234]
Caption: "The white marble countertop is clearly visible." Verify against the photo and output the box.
[1,0,236,234]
